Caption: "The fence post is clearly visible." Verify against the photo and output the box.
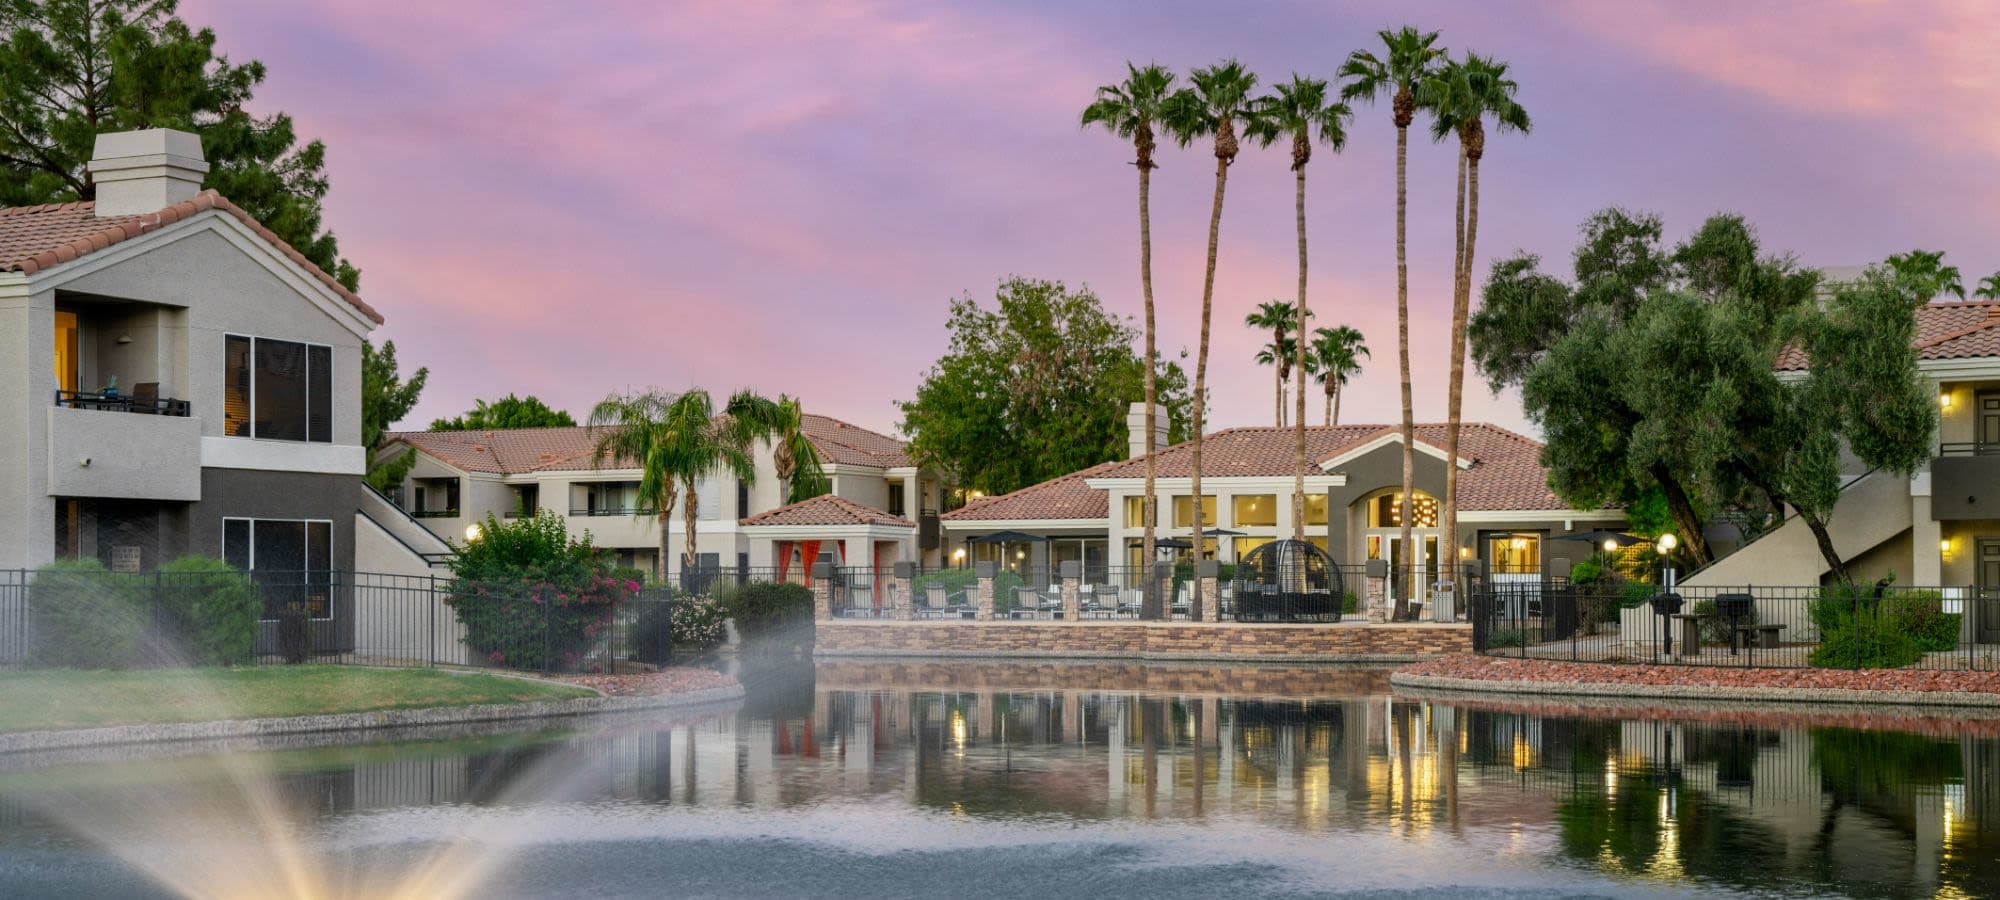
[973,562,998,621]
[1059,561,1082,622]
[813,562,837,621]
[428,574,438,668]
[893,561,917,621]
[1364,559,1389,624]
[1196,559,1222,623]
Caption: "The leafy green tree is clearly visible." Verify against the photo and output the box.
[1306,325,1369,426]
[588,389,801,577]
[899,277,1192,497]
[361,340,427,492]
[429,394,576,431]
[1162,59,1261,611]
[1422,51,1529,571]
[1342,25,1444,618]
[1245,299,1306,425]
[1883,249,1962,303]
[0,0,358,288]
[1082,63,1177,598]
[1248,74,1350,542]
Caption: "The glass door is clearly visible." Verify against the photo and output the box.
[53,310,78,394]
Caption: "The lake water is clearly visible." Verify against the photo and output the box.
[1,659,1996,899]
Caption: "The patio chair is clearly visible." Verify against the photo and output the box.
[926,584,971,619]
[130,382,161,414]
[1171,581,1191,618]
[1083,583,1116,617]
[1119,587,1145,617]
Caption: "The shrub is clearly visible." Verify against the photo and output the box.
[156,556,260,666]
[1569,559,1604,585]
[28,558,148,669]
[1486,627,1529,649]
[912,568,1026,611]
[443,512,636,671]
[1342,591,1361,614]
[1810,613,1923,669]
[1882,590,1958,653]
[1690,598,1756,646]
[726,581,814,638]
[671,592,728,651]
[1618,581,1657,609]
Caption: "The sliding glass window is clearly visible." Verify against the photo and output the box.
[223,334,333,442]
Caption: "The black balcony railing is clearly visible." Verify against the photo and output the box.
[412,509,460,519]
[54,389,190,417]
[570,507,656,517]
[1938,442,2000,457]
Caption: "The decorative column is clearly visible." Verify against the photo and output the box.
[1059,560,1083,621]
[812,561,837,620]
[1364,558,1389,624]
[1150,562,1174,620]
[1196,559,1222,623]
[892,560,917,621]
[973,561,997,621]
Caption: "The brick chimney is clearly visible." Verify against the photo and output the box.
[86,128,208,217]
[1126,401,1168,460]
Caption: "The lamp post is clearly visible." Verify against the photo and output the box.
[1655,533,1677,592]
[1650,533,1681,658]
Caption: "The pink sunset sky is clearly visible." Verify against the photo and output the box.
[183,0,2000,437]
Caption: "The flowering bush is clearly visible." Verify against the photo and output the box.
[671,591,728,651]
[444,512,637,671]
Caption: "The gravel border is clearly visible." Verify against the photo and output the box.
[815,648,1439,664]
[1389,669,2000,709]
[0,682,745,755]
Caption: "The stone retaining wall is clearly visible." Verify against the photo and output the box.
[814,658,1391,697]
[814,620,1470,662]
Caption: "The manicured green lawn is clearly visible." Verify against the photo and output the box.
[0,665,595,732]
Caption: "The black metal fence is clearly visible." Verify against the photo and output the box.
[824,563,1374,622]
[0,568,674,674]
[1471,575,1999,670]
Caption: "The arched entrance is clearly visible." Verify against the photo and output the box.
[1357,489,1440,606]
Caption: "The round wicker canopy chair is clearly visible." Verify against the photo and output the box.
[1230,539,1344,623]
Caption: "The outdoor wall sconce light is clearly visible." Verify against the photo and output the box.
[115,333,133,344]
[1940,391,1953,410]
[1940,537,1953,557]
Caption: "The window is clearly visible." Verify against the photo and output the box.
[1303,493,1329,526]
[1232,494,1277,527]
[54,310,78,393]
[697,477,720,521]
[1172,495,1218,528]
[1122,495,1154,528]
[737,481,751,520]
[1234,536,1272,559]
[1368,491,1437,528]
[887,485,907,518]
[222,517,332,619]
[224,335,332,442]
[1488,533,1541,573]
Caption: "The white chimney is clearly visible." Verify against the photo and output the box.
[86,128,208,217]
[1126,401,1168,460]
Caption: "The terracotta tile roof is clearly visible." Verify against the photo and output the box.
[801,414,910,467]
[1777,300,2000,371]
[387,415,910,476]
[943,423,1567,522]
[739,493,913,528]
[0,191,382,325]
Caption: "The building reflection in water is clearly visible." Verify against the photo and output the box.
[3,662,1998,898]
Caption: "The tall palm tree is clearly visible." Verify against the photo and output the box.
[1978,272,2000,300]
[589,389,775,578]
[1245,299,1306,425]
[1163,59,1260,616]
[1254,332,1301,425]
[767,394,830,503]
[1308,325,1370,426]
[1426,52,1529,603]
[1343,26,1444,620]
[1083,63,1176,613]
[1248,74,1351,543]
[1885,249,1965,303]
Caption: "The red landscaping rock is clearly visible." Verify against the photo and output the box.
[548,667,738,697]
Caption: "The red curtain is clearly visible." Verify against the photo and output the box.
[776,541,794,582]
[799,540,822,584]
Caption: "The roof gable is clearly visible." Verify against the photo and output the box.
[740,494,913,528]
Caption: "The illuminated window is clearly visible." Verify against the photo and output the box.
[1172,495,1218,528]
[1232,494,1277,527]
[1122,495,1155,528]
[1233,536,1272,559]
[1488,533,1541,572]
[1367,491,1437,528]
[1303,493,1329,526]
[53,311,78,393]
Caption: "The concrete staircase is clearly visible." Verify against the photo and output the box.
[1684,470,1911,588]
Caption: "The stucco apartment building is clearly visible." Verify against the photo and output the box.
[943,403,1628,608]
[381,414,945,576]
[0,129,440,585]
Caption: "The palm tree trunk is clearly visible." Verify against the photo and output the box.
[1138,149,1159,617]
[1332,382,1342,427]
[1273,352,1284,427]
[1291,163,1310,544]
[1441,144,1470,615]
[656,509,671,584]
[1393,118,1416,622]
[1189,150,1231,615]
[1325,385,1335,427]
[682,476,700,572]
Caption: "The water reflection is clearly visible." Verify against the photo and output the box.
[3,661,1999,898]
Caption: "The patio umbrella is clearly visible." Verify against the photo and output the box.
[1152,537,1194,550]
[1551,530,1647,548]
[966,530,1051,544]
[1205,528,1245,536]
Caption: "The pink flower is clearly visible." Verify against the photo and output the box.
[625,580,641,594]
[488,650,506,665]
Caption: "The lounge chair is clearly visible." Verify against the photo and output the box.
[924,584,970,619]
